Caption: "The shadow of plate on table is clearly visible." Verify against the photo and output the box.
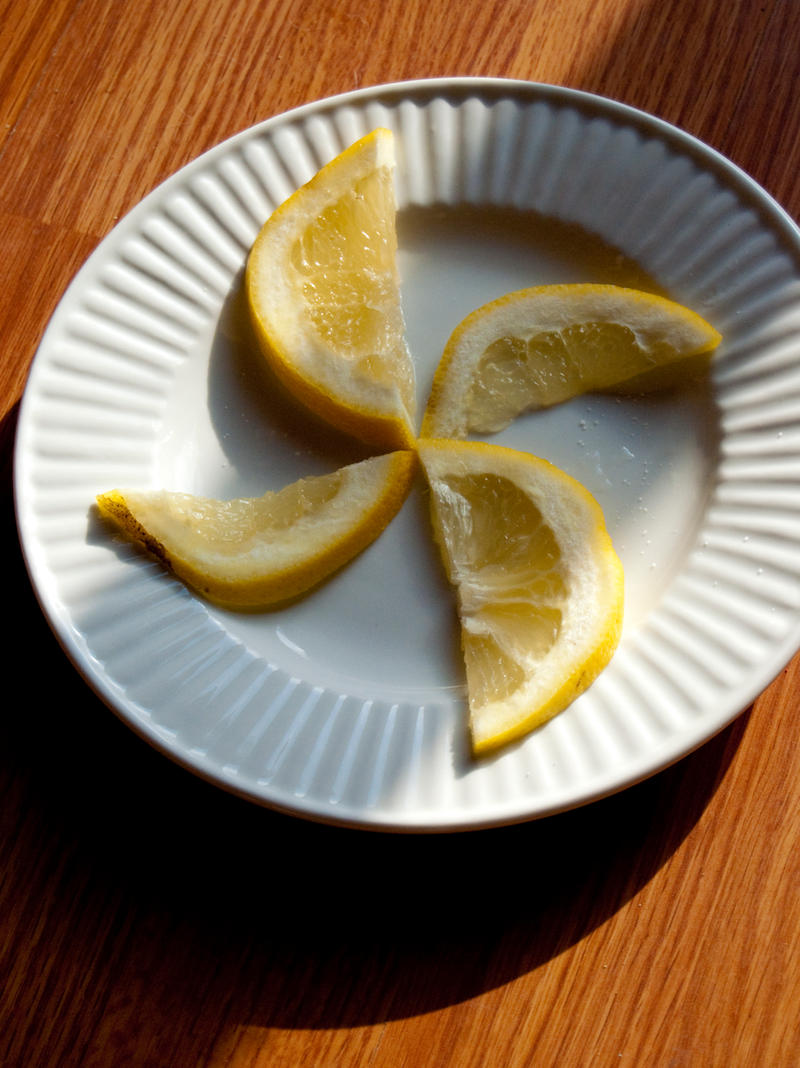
[3,390,748,1040]
[234,716,749,1029]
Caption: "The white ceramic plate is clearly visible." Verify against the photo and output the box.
[15,79,800,831]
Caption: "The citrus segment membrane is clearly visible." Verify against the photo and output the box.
[418,439,624,754]
[96,450,417,609]
[422,283,722,438]
[246,128,417,451]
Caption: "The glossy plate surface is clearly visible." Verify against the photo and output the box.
[15,79,800,830]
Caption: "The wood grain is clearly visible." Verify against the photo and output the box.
[2,1,800,1065]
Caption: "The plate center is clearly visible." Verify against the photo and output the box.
[159,204,718,693]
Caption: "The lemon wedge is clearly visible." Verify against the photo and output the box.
[246,128,416,452]
[418,438,624,754]
[422,283,721,437]
[96,451,416,609]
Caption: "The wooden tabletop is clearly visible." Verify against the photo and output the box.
[3,1,800,1065]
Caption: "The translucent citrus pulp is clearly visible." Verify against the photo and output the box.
[422,283,722,437]
[418,439,624,754]
[96,451,416,609]
[246,127,416,451]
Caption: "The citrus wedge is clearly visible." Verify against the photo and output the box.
[96,450,416,609]
[246,128,416,451]
[422,283,722,437]
[418,438,624,754]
